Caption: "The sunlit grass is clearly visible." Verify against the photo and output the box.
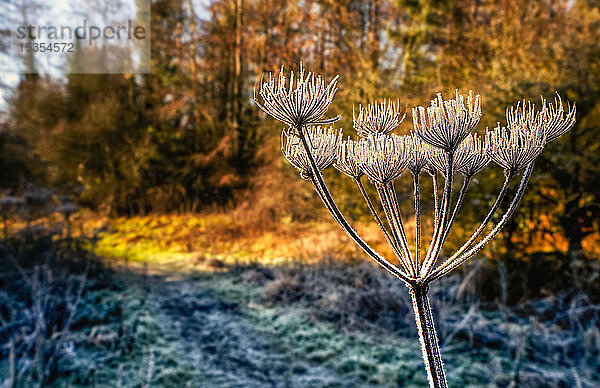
[88,211,600,273]
[5,210,599,274]
[83,213,395,271]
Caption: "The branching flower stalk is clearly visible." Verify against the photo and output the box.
[254,63,576,388]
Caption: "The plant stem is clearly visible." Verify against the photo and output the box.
[413,173,422,270]
[376,183,414,272]
[387,182,414,269]
[297,128,413,284]
[355,177,405,263]
[432,171,439,223]
[440,175,472,246]
[444,172,513,262]
[410,284,448,388]
[428,163,534,282]
[422,153,454,277]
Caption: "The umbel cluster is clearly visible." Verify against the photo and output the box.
[254,63,575,388]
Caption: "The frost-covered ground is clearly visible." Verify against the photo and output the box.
[0,221,598,387]
[4,259,596,387]
[143,262,600,387]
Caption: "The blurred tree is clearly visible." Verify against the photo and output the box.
[1,0,598,262]
[392,0,600,259]
[533,1,600,259]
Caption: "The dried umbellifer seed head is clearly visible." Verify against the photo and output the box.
[281,125,342,179]
[255,63,340,129]
[486,124,545,173]
[353,99,405,137]
[413,90,482,153]
[354,133,410,184]
[334,138,363,178]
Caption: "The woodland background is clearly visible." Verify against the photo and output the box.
[0,0,600,386]
[3,0,600,260]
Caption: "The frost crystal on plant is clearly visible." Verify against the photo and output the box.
[281,126,341,179]
[413,90,482,152]
[255,63,576,388]
[353,99,405,137]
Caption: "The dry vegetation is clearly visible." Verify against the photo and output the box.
[1,219,599,387]
[0,195,599,386]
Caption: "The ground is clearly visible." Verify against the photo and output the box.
[1,215,599,387]
[35,260,597,387]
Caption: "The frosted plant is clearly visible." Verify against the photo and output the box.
[334,137,363,179]
[254,64,576,388]
[412,90,482,152]
[254,63,340,130]
[355,133,410,184]
[353,99,405,137]
[454,133,490,177]
[281,126,342,179]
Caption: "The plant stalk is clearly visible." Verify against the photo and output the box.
[422,153,454,277]
[428,163,534,282]
[355,177,405,263]
[297,127,413,284]
[410,284,448,388]
[387,182,414,269]
[413,173,422,270]
[375,184,404,252]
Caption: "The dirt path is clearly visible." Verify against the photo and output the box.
[145,277,349,388]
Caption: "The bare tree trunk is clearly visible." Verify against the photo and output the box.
[233,0,246,169]
[368,0,380,69]
[188,0,197,80]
